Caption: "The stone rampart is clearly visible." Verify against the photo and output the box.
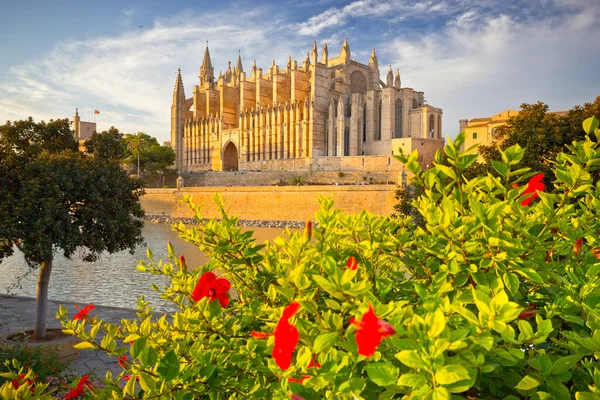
[141,185,397,222]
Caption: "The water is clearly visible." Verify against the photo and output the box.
[0,223,287,312]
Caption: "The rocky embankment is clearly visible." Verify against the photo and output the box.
[144,215,306,229]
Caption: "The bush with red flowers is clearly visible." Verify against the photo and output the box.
[4,116,600,399]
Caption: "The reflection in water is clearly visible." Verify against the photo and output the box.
[0,223,288,312]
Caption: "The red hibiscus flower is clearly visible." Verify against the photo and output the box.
[73,305,95,321]
[117,355,129,369]
[273,302,300,370]
[592,247,600,260]
[519,173,545,206]
[64,375,93,399]
[291,395,306,400]
[346,256,358,270]
[574,238,583,256]
[518,304,536,319]
[191,272,230,307]
[351,305,395,357]
[11,373,34,392]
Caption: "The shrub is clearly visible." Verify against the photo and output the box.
[338,171,345,178]
[0,342,71,384]
[4,116,600,399]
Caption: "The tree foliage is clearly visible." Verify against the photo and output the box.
[123,132,175,179]
[0,117,145,339]
[84,126,127,161]
[5,117,600,399]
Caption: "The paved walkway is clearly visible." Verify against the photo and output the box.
[0,295,154,378]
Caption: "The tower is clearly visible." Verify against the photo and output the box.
[199,43,214,87]
[171,68,186,171]
[73,108,80,139]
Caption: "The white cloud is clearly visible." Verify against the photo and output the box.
[384,1,600,135]
[0,7,308,141]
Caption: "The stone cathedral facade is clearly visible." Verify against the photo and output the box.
[170,40,444,172]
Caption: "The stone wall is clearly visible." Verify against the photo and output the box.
[141,185,397,222]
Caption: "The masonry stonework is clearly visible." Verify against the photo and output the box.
[171,40,444,173]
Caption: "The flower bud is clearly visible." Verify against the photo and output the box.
[303,220,312,240]
[167,241,174,255]
[346,256,358,270]
[593,247,600,260]
[180,255,188,273]
[574,238,583,256]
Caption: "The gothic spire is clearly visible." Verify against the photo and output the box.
[236,50,243,73]
[369,48,378,69]
[340,38,350,63]
[386,65,393,87]
[321,43,328,64]
[394,68,401,89]
[199,42,214,86]
[173,68,185,100]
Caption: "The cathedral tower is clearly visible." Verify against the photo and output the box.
[171,68,186,171]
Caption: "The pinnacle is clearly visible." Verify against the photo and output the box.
[236,50,243,73]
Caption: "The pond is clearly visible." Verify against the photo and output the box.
[0,223,288,312]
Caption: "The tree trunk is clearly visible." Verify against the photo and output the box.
[137,148,141,179]
[34,257,53,340]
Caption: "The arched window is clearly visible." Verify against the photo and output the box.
[437,115,442,139]
[362,104,367,142]
[377,100,382,140]
[333,100,338,118]
[344,127,350,156]
[412,98,418,109]
[429,114,435,138]
[395,99,403,138]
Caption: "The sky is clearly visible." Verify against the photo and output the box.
[1,0,599,143]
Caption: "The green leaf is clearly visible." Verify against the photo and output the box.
[73,341,96,350]
[138,372,156,393]
[314,332,338,353]
[576,392,600,400]
[491,160,509,177]
[431,386,451,400]
[427,308,446,338]
[503,144,525,166]
[435,364,470,385]
[157,350,180,381]
[435,164,457,179]
[365,362,399,387]
[517,268,544,284]
[583,117,599,134]
[123,373,137,396]
[140,346,159,367]
[515,374,543,390]
[503,272,520,296]
[553,355,582,374]
[398,373,428,388]
[395,350,425,369]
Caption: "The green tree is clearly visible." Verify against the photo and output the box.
[125,132,150,179]
[0,117,144,339]
[84,126,127,161]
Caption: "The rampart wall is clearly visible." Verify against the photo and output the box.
[141,185,397,222]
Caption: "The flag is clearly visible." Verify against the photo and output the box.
[94,110,100,114]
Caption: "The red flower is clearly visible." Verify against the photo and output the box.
[519,173,545,206]
[574,238,583,256]
[64,375,93,399]
[11,373,35,393]
[307,356,321,369]
[251,330,273,339]
[117,355,129,369]
[592,247,600,260]
[73,305,95,321]
[346,256,358,271]
[351,305,395,357]
[291,395,306,400]
[273,302,300,370]
[191,272,230,307]
[518,304,536,319]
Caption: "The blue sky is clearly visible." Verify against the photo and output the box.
[1,0,599,143]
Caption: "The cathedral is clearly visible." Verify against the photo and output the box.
[170,40,444,172]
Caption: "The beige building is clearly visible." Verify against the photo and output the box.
[171,40,444,172]
[73,108,97,141]
[460,109,568,157]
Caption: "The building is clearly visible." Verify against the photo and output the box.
[171,40,444,172]
[460,109,568,158]
[73,108,97,141]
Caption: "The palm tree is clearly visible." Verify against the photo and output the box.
[126,132,150,179]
